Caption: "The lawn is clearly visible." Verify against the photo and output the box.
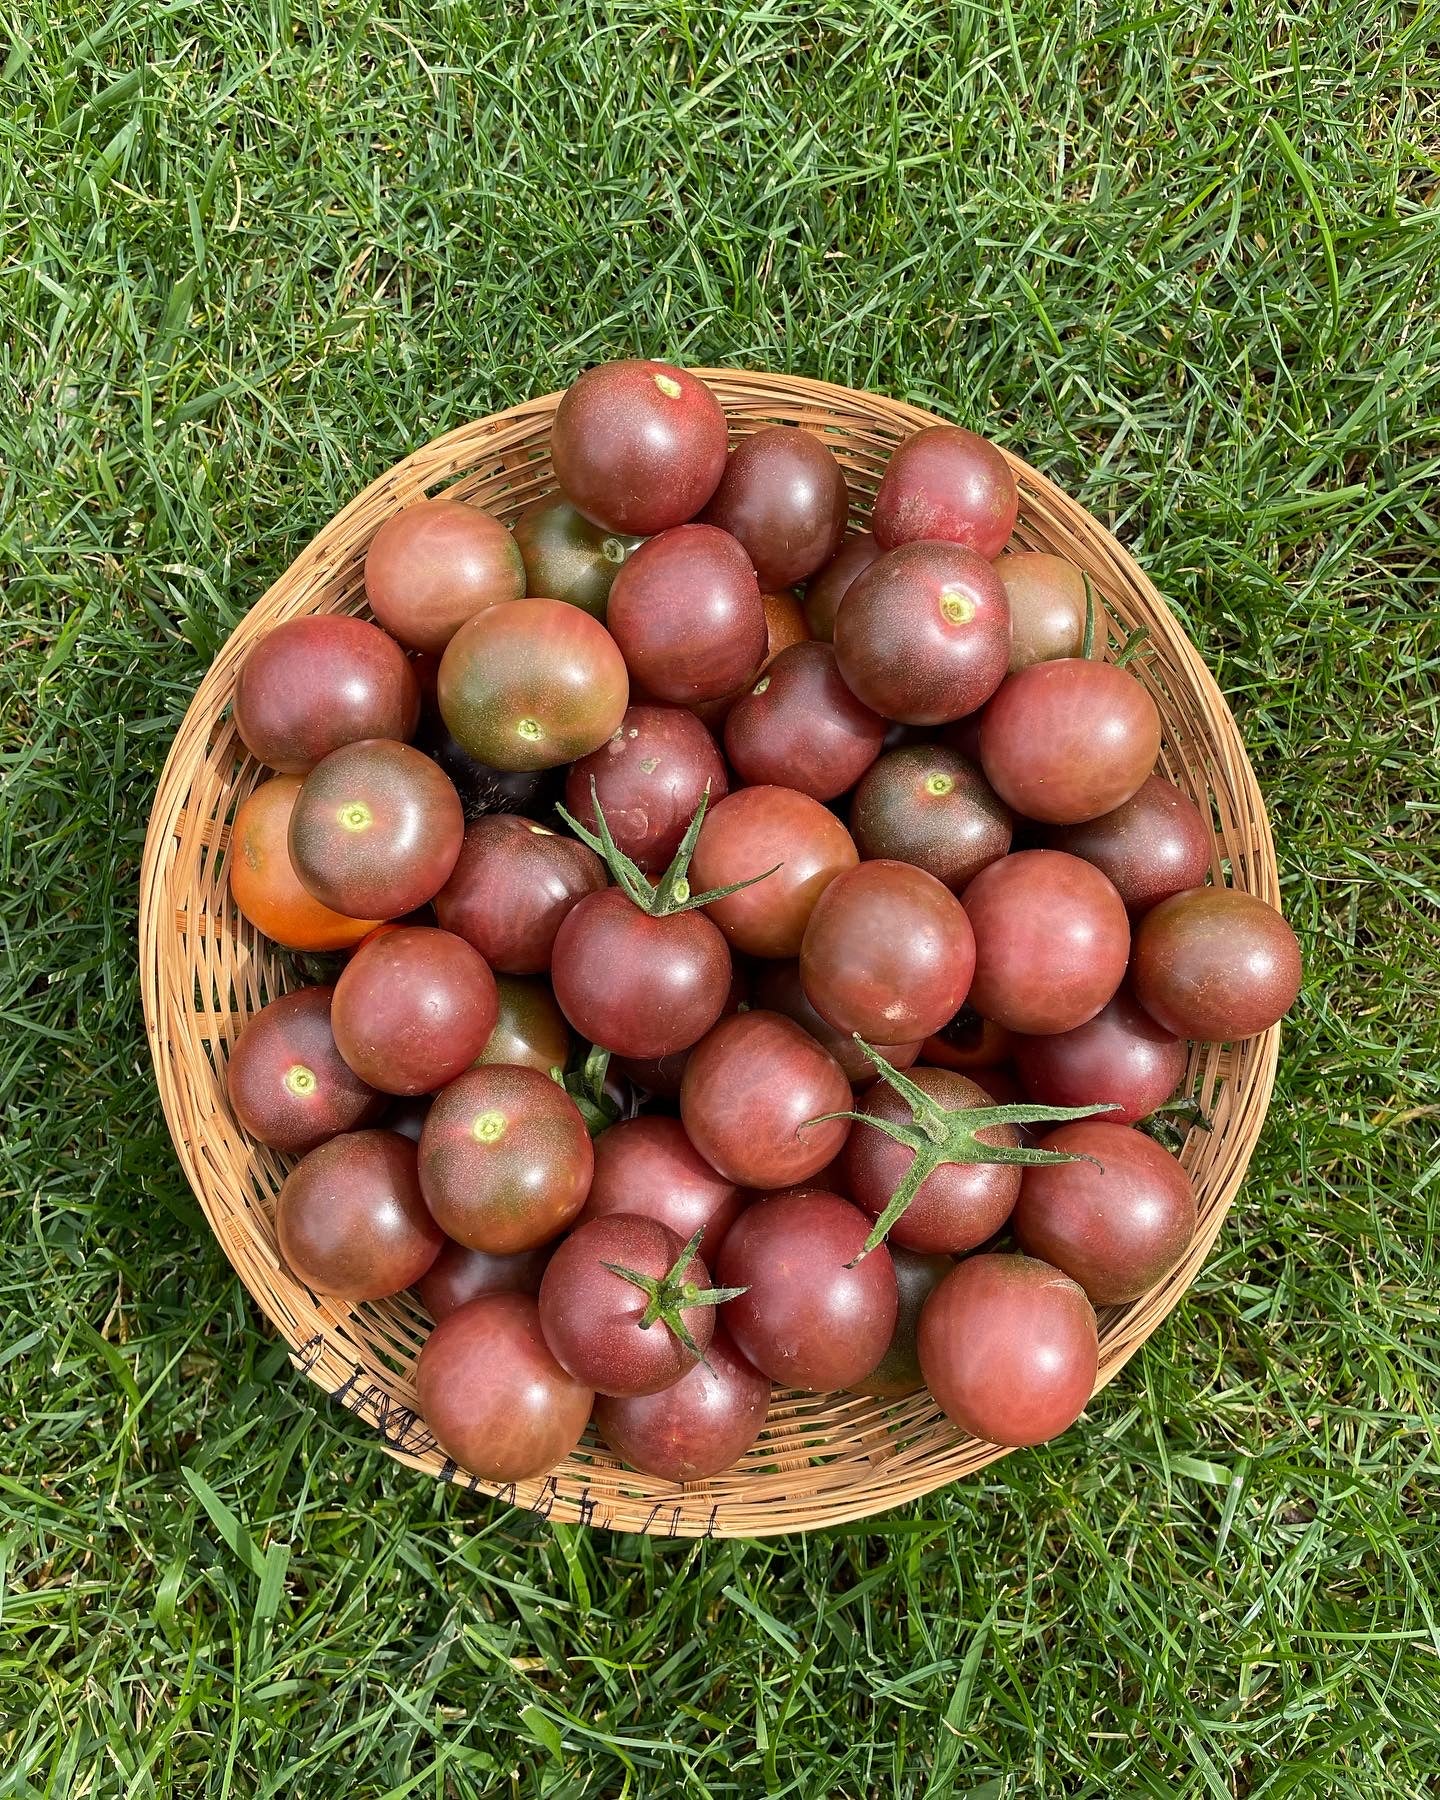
[3,2,1438,1794]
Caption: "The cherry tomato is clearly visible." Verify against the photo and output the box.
[691,785,858,957]
[234,614,419,774]
[331,926,497,1095]
[835,541,1011,725]
[724,642,885,801]
[800,860,975,1042]
[416,1292,593,1482]
[434,814,605,974]
[607,524,766,704]
[917,1253,1098,1446]
[476,975,571,1076]
[1132,887,1301,1041]
[551,359,728,534]
[1013,987,1186,1126]
[699,425,849,587]
[276,1129,442,1300]
[873,425,1018,557]
[419,1064,594,1253]
[229,776,381,950]
[612,962,749,1097]
[979,659,1161,824]
[415,714,562,821]
[922,1004,1017,1073]
[595,1327,770,1481]
[511,494,643,619]
[851,745,1011,890]
[962,850,1129,1035]
[438,597,629,771]
[364,498,525,653]
[1048,774,1213,915]
[847,1245,953,1397]
[579,1116,743,1263]
[804,532,882,640]
[717,1189,897,1390]
[994,551,1088,670]
[680,1010,851,1188]
[760,588,811,662]
[417,1239,552,1321]
[565,705,728,873]
[752,960,923,1087]
[227,985,382,1153]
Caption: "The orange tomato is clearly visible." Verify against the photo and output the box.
[760,589,811,666]
[229,775,380,951]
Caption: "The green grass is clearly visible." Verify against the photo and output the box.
[2,2,1438,1793]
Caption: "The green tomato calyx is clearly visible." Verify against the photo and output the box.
[924,771,955,797]
[601,1226,749,1362]
[283,1063,318,1097]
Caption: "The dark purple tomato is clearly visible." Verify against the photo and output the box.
[511,493,643,620]
[1012,1121,1196,1304]
[579,1116,743,1263]
[595,1325,769,1481]
[331,927,498,1095]
[419,1064,594,1253]
[752,960,923,1087]
[847,1246,953,1397]
[872,425,1018,558]
[962,850,1129,1035]
[227,985,382,1153]
[539,1214,715,1396]
[438,597,629,772]
[800,860,976,1042]
[565,705,728,873]
[288,738,464,919]
[434,814,605,974]
[922,1004,1017,1074]
[1132,887,1301,1041]
[918,1254,1097,1445]
[724,641,885,801]
[364,498,525,653]
[804,532,882,641]
[717,1189,897,1390]
[681,1010,851,1188]
[691,785,858,957]
[383,1095,431,1142]
[230,776,381,950]
[994,552,1088,671]
[607,524,767,704]
[835,541,1011,725]
[551,889,731,1059]
[417,1238,552,1321]
[414,715,562,821]
[980,659,1162,824]
[416,1293,593,1481]
[276,1129,442,1299]
[699,425,849,588]
[851,745,1012,890]
[843,1067,1021,1254]
[1013,987,1186,1125]
[234,615,420,774]
[551,359,729,535]
[477,975,571,1077]
[1048,775,1212,915]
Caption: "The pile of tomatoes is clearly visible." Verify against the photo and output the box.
[224,359,1302,1488]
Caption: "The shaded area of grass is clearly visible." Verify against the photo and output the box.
[2,3,1438,1794]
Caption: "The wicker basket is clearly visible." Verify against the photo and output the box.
[139,371,1280,1538]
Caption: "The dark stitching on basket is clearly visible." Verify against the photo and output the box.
[530,1477,559,1520]
[293,1333,323,1374]
[496,1483,517,1507]
[331,1364,364,1405]
[577,1489,597,1528]
[705,1506,719,1538]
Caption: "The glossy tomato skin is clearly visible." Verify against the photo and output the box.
[717,1189,897,1391]
[843,1067,1023,1254]
[230,776,381,950]
[691,785,858,957]
[538,1215,716,1397]
[607,524,767,704]
[551,359,729,535]
[511,494,643,620]
[579,1116,743,1263]
[566,705,728,873]
[804,532,883,641]
[476,975,571,1076]
[1048,775,1212,915]
[851,745,1012,890]
[922,1004,1017,1073]
[438,597,629,772]
[419,1064,594,1253]
[613,963,748,1098]
[1132,887,1301,1041]
[1014,987,1186,1126]
[234,615,420,774]
[918,1253,1098,1446]
[595,1327,770,1481]
[848,1246,953,1397]
[760,589,811,662]
[800,860,976,1042]
[680,1010,851,1188]
[276,1129,442,1300]
[416,1293,593,1482]
[980,659,1162,824]
[227,985,382,1153]
[331,926,497,1095]
[994,552,1089,671]
[417,1239,553,1320]
[724,642,885,801]
[699,426,849,588]
[415,715,561,821]
[835,541,1011,725]
[872,426,1018,559]
[364,499,525,653]
[752,960,922,1087]
[434,814,605,974]
[962,850,1130,1035]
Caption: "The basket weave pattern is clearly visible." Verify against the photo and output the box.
[140,372,1280,1537]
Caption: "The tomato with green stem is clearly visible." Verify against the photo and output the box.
[234,615,420,774]
[595,1327,770,1481]
[565,704,728,874]
[699,425,849,588]
[872,424,1018,558]
[691,785,858,958]
[724,641,885,801]
[435,814,605,974]
[331,926,497,1095]
[364,498,525,652]
[579,1116,743,1263]
[277,1129,442,1300]
[227,985,382,1153]
[511,493,643,620]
